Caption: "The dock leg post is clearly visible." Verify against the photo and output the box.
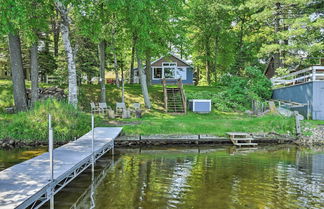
[48,114,55,209]
[91,114,95,173]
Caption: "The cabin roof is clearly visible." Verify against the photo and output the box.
[151,54,193,67]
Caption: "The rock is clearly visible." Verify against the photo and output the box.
[26,87,67,104]
[299,126,324,145]
[244,110,253,115]
[9,140,14,145]
[277,107,294,117]
[5,107,15,114]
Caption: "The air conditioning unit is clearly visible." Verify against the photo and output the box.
[189,99,212,113]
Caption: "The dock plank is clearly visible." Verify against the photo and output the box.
[0,127,122,209]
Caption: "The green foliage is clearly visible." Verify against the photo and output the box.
[0,100,104,142]
[187,66,272,111]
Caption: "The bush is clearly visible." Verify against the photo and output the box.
[0,99,104,142]
[186,66,272,112]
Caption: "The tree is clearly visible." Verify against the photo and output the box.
[247,0,324,70]
[55,1,78,107]
[98,40,106,102]
[26,1,53,105]
[8,33,28,111]
[0,0,30,111]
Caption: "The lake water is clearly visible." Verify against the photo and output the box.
[1,145,324,209]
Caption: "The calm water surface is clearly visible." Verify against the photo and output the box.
[1,146,323,209]
[0,147,47,171]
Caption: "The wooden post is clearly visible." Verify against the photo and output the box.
[312,67,316,81]
[307,101,310,120]
[294,111,301,136]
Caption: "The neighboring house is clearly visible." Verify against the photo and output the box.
[105,71,117,84]
[264,56,275,79]
[132,54,194,85]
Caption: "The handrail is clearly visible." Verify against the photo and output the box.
[272,66,324,87]
[162,79,167,112]
[177,79,187,114]
[162,78,187,113]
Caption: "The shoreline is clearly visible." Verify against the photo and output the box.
[0,132,297,149]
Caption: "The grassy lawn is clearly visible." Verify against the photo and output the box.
[0,79,295,141]
[120,111,295,136]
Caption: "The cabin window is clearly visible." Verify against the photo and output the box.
[175,67,187,80]
[164,67,175,78]
[162,62,177,67]
[153,68,162,79]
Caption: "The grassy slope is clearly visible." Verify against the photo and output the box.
[0,80,295,140]
[77,83,294,136]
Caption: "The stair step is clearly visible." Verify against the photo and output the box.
[233,143,258,146]
[232,138,254,141]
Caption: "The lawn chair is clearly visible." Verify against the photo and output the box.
[98,102,112,114]
[130,103,141,111]
[115,102,126,117]
[129,103,142,118]
[90,102,100,114]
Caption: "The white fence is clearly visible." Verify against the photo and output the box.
[271,66,324,87]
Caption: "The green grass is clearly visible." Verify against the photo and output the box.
[304,120,324,126]
[120,111,295,136]
[0,99,105,142]
[0,79,296,141]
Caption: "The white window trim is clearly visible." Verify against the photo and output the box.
[152,65,188,80]
[162,62,177,67]
[152,67,163,80]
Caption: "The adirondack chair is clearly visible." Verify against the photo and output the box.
[98,103,112,114]
[90,102,100,114]
[115,102,126,117]
[130,103,141,111]
[129,103,142,118]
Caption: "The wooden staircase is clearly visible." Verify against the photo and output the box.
[162,79,187,114]
[227,132,258,147]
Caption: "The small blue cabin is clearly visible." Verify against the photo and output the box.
[132,54,194,85]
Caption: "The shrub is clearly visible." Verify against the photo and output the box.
[0,99,104,142]
[186,66,272,112]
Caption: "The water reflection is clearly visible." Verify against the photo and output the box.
[0,147,47,171]
[32,146,324,209]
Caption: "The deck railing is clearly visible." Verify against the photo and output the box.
[271,66,324,88]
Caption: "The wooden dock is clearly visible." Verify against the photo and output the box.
[0,127,122,209]
[227,132,258,147]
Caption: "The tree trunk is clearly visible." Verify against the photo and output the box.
[145,51,151,86]
[99,40,106,103]
[8,33,28,111]
[113,46,120,88]
[195,66,200,86]
[56,2,78,107]
[273,2,282,70]
[129,36,135,84]
[205,40,211,85]
[53,8,60,57]
[213,36,218,83]
[136,50,151,109]
[30,41,39,105]
[121,60,125,103]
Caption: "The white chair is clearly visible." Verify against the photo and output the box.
[90,102,100,114]
[116,102,126,117]
[98,103,111,114]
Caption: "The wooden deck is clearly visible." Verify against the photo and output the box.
[227,132,258,147]
[0,127,122,209]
